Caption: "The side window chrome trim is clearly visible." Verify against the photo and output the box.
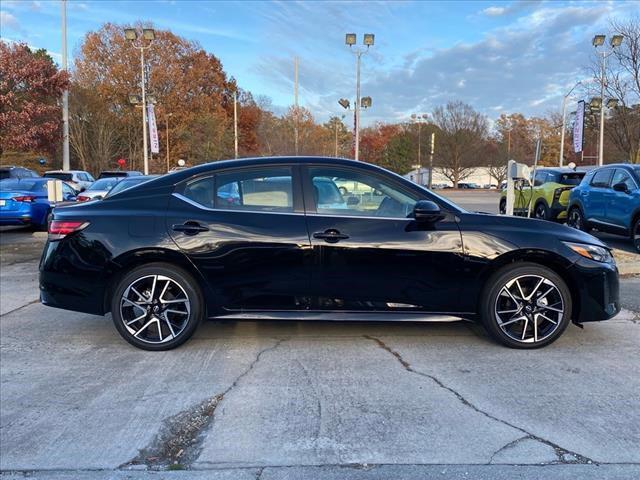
[172,192,304,216]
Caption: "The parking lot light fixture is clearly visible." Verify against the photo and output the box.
[592,35,606,47]
[124,28,137,41]
[590,97,602,110]
[338,98,350,109]
[606,98,619,109]
[128,94,141,105]
[142,28,155,41]
[363,33,375,47]
[610,35,624,48]
[360,96,372,108]
[345,33,356,46]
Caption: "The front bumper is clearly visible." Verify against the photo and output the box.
[568,257,620,322]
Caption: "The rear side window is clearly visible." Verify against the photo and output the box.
[590,169,613,188]
[215,167,293,212]
[183,177,215,208]
[558,173,584,185]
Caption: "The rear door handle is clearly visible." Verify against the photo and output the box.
[313,229,350,243]
[172,221,209,235]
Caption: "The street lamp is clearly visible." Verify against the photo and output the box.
[338,98,350,109]
[125,26,155,174]
[346,32,374,161]
[593,33,624,166]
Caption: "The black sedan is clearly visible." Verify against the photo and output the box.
[39,157,620,350]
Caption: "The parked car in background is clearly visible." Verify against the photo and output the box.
[77,177,123,202]
[457,182,479,189]
[98,170,143,179]
[40,156,619,351]
[567,164,640,252]
[104,175,159,198]
[44,170,95,192]
[0,178,77,229]
[499,168,586,221]
[0,166,39,180]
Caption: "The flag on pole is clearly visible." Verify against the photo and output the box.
[573,100,584,154]
[148,104,160,154]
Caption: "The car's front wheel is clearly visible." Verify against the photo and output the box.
[633,217,640,253]
[480,263,572,349]
[110,263,204,350]
[533,202,548,220]
[567,207,590,232]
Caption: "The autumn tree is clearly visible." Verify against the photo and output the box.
[432,101,488,187]
[0,42,69,157]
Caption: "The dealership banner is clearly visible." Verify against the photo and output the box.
[573,100,584,153]
[148,104,160,154]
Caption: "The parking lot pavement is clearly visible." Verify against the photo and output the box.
[1,227,639,479]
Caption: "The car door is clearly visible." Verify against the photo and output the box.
[302,164,465,313]
[607,168,638,231]
[167,164,312,312]
[583,168,613,223]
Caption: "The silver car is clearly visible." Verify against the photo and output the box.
[44,170,95,192]
[77,177,123,202]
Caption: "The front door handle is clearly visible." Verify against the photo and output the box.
[172,221,209,235]
[313,229,349,243]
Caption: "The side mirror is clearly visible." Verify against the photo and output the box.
[413,200,445,223]
[613,182,629,194]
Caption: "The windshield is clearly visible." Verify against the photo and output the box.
[45,172,73,181]
[88,178,121,191]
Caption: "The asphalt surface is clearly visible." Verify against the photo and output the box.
[1,196,639,479]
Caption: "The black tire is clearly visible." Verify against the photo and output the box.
[110,263,204,351]
[499,198,506,215]
[632,217,640,254]
[39,210,53,232]
[480,262,572,349]
[533,202,548,220]
[567,207,590,233]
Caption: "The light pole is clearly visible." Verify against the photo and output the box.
[334,114,346,157]
[592,34,623,166]
[61,0,70,171]
[125,27,155,175]
[165,112,172,173]
[559,81,582,167]
[233,90,239,159]
[411,114,428,185]
[345,33,374,161]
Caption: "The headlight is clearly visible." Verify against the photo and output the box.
[564,242,614,263]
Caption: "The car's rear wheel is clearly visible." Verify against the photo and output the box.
[633,217,640,253]
[499,198,506,214]
[480,263,572,349]
[567,207,590,233]
[110,263,203,350]
[534,202,548,220]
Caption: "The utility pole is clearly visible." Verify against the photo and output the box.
[165,113,172,172]
[61,0,69,170]
[233,91,239,159]
[294,56,299,155]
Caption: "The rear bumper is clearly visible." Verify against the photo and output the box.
[569,258,620,322]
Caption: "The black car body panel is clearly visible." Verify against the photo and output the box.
[40,157,620,326]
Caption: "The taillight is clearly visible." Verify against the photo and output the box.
[48,220,89,238]
[13,195,36,202]
[77,195,91,202]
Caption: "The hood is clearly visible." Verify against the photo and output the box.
[463,212,607,248]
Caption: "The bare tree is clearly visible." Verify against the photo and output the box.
[432,101,488,187]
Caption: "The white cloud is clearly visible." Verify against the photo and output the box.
[483,6,507,17]
[0,11,19,31]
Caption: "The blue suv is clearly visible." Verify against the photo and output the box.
[567,164,640,252]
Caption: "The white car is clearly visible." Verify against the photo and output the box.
[77,177,123,202]
[44,170,95,192]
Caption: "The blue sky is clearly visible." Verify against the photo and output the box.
[0,0,635,125]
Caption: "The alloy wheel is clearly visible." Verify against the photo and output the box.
[119,274,191,344]
[568,209,582,230]
[534,204,546,219]
[634,220,640,253]
[494,274,565,344]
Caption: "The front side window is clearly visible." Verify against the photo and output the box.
[590,169,613,188]
[611,169,636,191]
[309,167,417,218]
[215,167,293,212]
